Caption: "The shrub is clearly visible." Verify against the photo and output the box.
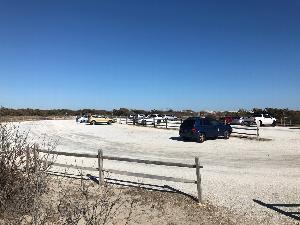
[0,123,55,223]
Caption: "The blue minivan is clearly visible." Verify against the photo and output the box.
[179,117,232,143]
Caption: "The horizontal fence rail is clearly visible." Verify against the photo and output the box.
[37,149,203,203]
[38,149,196,168]
[231,125,259,138]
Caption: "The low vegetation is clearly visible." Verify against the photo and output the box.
[1,106,300,124]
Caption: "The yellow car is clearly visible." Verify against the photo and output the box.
[88,115,114,125]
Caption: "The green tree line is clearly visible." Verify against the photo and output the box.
[1,107,299,125]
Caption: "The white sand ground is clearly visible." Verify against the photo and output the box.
[18,120,300,224]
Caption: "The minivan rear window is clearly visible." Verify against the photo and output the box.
[181,119,195,128]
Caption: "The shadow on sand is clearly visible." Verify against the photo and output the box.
[253,199,300,221]
[169,136,225,142]
[86,174,198,202]
[47,169,198,202]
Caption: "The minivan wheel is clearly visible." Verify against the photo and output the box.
[198,133,206,143]
[224,131,230,139]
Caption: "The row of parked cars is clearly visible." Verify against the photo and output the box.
[220,113,277,126]
[75,113,276,144]
[76,114,177,125]
[128,114,177,125]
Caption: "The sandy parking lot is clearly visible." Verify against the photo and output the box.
[19,120,300,225]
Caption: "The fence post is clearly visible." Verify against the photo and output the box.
[165,119,168,129]
[26,145,30,174]
[126,117,128,124]
[98,149,104,186]
[80,170,83,189]
[256,123,260,138]
[153,118,156,128]
[33,144,39,173]
[195,157,202,204]
[180,118,183,124]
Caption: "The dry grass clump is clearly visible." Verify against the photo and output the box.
[0,123,55,224]
[45,178,136,225]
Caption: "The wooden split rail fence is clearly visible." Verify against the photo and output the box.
[36,149,203,203]
[118,117,183,129]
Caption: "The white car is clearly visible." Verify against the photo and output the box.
[77,115,88,123]
[242,114,276,126]
[254,114,276,126]
[141,114,164,125]
[231,116,243,125]
[134,114,146,124]
[162,114,177,121]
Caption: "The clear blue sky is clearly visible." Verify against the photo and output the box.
[0,0,299,111]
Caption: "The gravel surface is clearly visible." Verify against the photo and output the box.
[18,120,300,224]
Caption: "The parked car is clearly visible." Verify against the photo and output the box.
[162,114,177,121]
[179,117,232,143]
[242,114,276,126]
[76,115,88,123]
[231,116,244,125]
[141,114,163,125]
[219,116,233,124]
[88,115,114,125]
[133,114,146,124]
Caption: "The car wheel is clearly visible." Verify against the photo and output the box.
[107,121,111,125]
[224,131,230,139]
[198,133,206,143]
[91,120,96,125]
[272,121,276,127]
[259,121,263,127]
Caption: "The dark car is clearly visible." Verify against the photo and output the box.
[179,117,232,143]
